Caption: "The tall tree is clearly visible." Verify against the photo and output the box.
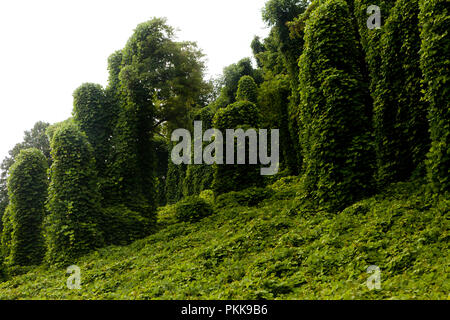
[1,149,47,266]
[263,0,309,174]
[419,0,450,193]
[373,0,429,187]
[214,58,263,109]
[73,83,112,175]
[212,101,262,195]
[0,122,50,233]
[45,122,104,265]
[236,75,258,103]
[108,18,209,213]
[298,0,374,211]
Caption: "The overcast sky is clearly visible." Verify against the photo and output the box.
[0,0,269,162]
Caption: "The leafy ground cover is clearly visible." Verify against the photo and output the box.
[0,177,448,300]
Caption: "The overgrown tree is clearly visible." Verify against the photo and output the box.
[214,58,263,109]
[212,101,262,195]
[166,160,186,204]
[183,106,215,197]
[419,0,450,193]
[263,0,309,174]
[353,0,396,96]
[1,149,47,266]
[373,0,429,187]
[236,75,258,103]
[45,122,103,265]
[0,122,50,233]
[298,0,374,211]
[258,74,295,174]
[72,83,114,174]
[108,18,209,214]
[154,136,169,206]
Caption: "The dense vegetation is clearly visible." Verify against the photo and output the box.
[0,0,448,299]
[0,178,447,299]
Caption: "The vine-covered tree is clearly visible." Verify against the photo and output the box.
[258,74,295,174]
[45,122,104,265]
[0,122,50,233]
[263,0,309,175]
[236,75,258,103]
[212,101,262,195]
[298,0,374,211]
[419,0,450,193]
[1,148,47,266]
[183,106,215,197]
[213,58,263,109]
[108,18,209,214]
[353,0,396,96]
[73,83,114,176]
[373,0,429,187]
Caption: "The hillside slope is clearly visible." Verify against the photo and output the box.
[0,177,448,300]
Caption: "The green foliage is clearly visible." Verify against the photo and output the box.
[214,58,263,109]
[0,122,51,233]
[215,187,272,209]
[236,76,258,103]
[212,101,262,195]
[258,74,298,174]
[1,149,48,266]
[73,83,115,176]
[0,257,4,281]
[298,0,374,211]
[419,0,450,193]
[166,159,186,205]
[183,107,215,197]
[0,207,13,264]
[108,102,156,217]
[353,0,396,93]
[263,0,309,175]
[1,4,447,300]
[119,18,208,133]
[45,122,104,265]
[101,206,151,246]
[0,178,447,300]
[183,164,214,198]
[154,136,169,206]
[373,0,429,187]
[106,18,209,217]
[263,0,308,85]
[174,196,214,223]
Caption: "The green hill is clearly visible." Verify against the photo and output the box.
[0,177,448,300]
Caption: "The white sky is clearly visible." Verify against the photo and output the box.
[0,0,269,162]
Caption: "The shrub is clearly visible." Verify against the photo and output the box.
[215,187,272,209]
[1,149,48,266]
[175,196,214,223]
[45,122,104,265]
[419,0,450,193]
